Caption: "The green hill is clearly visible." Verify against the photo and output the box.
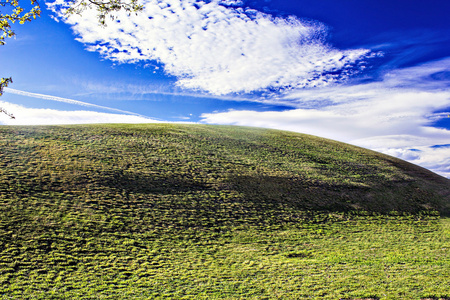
[1,124,449,299]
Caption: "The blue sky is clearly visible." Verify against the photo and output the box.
[1,0,450,177]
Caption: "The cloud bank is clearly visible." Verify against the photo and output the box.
[0,101,158,125]
[47,0,371,95]
[201,58,450,178]
[5,87,144,116]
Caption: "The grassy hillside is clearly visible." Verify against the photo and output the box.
[0,124,449,299]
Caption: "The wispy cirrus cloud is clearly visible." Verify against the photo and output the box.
[201,58,450,178]
[47,0,372,95]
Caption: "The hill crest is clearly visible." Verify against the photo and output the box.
[1,124,448,216]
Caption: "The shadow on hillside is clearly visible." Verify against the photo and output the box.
[89,170,447,228]
[227,175,446,215]
[96,170,209,198]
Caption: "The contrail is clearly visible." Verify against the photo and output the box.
[4,87,146,117]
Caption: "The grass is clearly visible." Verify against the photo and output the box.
[0,124,449,299]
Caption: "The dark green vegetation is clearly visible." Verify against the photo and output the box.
[0,124,449,299]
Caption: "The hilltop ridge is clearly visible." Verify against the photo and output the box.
[1,124,448,218]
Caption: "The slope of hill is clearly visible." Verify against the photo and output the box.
[0,124,449,299]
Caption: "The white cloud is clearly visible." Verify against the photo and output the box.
[0,101,159,125]
[4,87,144,116]
[373,146,450,178]
[201,91,450,143]
[47,0,371,95]
[200,58,450,178]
